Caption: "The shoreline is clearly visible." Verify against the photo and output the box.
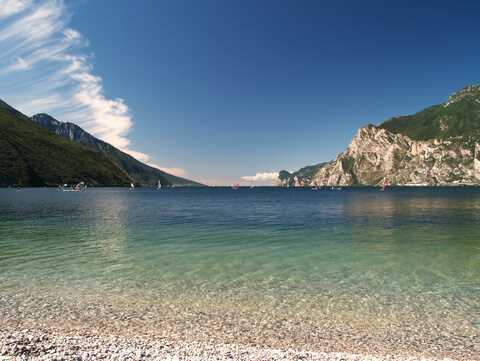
[0,328,464,361]
[2,185,480,189]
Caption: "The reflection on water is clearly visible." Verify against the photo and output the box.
[89,193,129,260]
[0,187,479,356]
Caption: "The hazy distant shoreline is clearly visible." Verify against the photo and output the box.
[1,184,480,189]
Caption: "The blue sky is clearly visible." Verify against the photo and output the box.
[1,0,480,185]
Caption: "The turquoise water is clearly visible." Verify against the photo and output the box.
[0,187,479,355]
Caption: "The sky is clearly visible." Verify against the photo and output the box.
[1,0,480,185]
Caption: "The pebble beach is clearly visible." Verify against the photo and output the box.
[0,327,469,361]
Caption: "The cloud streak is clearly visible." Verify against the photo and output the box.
[241,172,279,183]
[0,0,32,19]
[155,166,187,178]
[0,0,153,164]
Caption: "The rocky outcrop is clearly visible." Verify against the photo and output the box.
[475,144,480,179]
[444,85,480,107]
[32,114,106,148]
[279,85,480,187]
[279,125,479,187]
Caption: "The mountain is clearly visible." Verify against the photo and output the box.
[380,85,480,141]
[0,100,132,187]
[278,85,480,187]
[278,163,327,187]
[31,113,203,187]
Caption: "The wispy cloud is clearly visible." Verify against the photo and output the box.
[0,0,32,19]
[0,0,178,172]
[155,166,187,178]
[241,172,279,183]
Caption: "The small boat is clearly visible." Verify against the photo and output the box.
[231,183,240,190]
[74,182,87,191]
[60,182,87,192]
[331,186,342,190]
[380,177,389,191]
[312,182,319,191]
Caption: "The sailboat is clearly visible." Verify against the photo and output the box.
[59,182,87,192]
[130,182,135,190]
[74,182,87,191]
[380,177,389,191]
[157,180,162,190]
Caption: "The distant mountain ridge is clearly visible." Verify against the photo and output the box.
[0,100,132,187]
[278,163,327,187]
[0,100,203,187]
[279,85,480,186]
[31,113,203,187]
[379,85,480,141]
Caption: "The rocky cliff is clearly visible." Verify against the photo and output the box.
[279,85,480,187]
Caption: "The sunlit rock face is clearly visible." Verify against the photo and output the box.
[474,144,480,180]
[279,85,480,187]
[321,125,477,186]
[280,125,479,186]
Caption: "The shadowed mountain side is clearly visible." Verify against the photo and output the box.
[31,113,203,187]
[0,101,132,187]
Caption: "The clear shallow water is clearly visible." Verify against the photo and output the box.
[0,188,479,356]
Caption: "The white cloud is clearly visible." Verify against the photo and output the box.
[241,172,279,183]
[62,28,80,41]
[0,0,185,176]
[157,167,187,177]
[147,162,187,177]
[0,0,32,19]
[9,56,31,71]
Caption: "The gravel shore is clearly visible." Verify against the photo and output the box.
[0,328,468,361]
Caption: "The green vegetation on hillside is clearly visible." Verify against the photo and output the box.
[279,162,327,185]
[0,102,132,187]
[380,86,480,144]
[32,113,204,187]
[280,85,480,186]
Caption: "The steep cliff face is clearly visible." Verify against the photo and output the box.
[32,114,107,149]
[279,85,480,187]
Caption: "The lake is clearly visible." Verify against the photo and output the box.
[0,187,479,358]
